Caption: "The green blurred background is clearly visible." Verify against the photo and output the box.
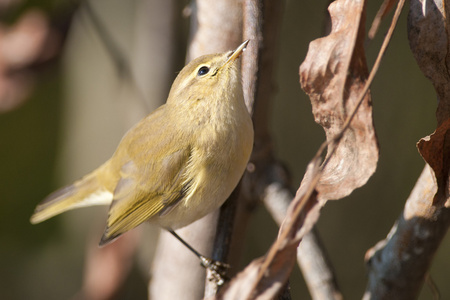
[0,0,446,299]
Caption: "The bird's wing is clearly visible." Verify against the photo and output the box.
[100,107,193,245]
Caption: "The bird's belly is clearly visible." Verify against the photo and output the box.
[153,157,246,230]
[152,114,253,230]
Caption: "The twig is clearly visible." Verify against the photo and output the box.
[263,166,343,300]
[368,0,397,40]
[204,184,241,297]
[297,228,343,300]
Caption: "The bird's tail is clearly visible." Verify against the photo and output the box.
[30,166,113,224]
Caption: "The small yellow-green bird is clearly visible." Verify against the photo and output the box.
[30,41,253,249]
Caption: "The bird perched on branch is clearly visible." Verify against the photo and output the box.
[31,40,253,281]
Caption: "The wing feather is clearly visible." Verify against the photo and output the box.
[99,109,193,245]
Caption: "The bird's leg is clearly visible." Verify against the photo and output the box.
[168,230,230,285]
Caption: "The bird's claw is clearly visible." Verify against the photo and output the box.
[200,256,230,286]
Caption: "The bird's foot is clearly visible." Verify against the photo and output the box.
[200,256,230,286]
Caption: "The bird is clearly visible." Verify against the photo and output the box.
[30,40,253,261]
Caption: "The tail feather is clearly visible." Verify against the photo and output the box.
[30,172,113,224]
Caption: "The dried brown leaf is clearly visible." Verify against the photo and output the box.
[417,119,450,205]
[408,0,450,204]
[300,0,378,202]
[408,0,450,125]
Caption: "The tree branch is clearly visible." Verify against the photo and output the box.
[263,164,343,300]
[364,164,450,299]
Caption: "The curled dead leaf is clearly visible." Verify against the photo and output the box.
[417,119,450,205]
[299,0,378,202]
[408,0,450,204]
[408,0,450,125]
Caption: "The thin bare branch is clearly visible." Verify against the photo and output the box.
[204,185,241,297]
[298,229,343,300]
[368,0,397,40]
[263,167,343,300]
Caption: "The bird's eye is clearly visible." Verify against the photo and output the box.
[197,66,210,76]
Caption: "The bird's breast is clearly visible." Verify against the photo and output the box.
[155,108,253,229]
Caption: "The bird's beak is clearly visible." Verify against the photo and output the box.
[224,40,249,65]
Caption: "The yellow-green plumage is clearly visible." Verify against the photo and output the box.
[30,41,254,246]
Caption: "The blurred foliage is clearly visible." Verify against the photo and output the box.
[2,0,74,23]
